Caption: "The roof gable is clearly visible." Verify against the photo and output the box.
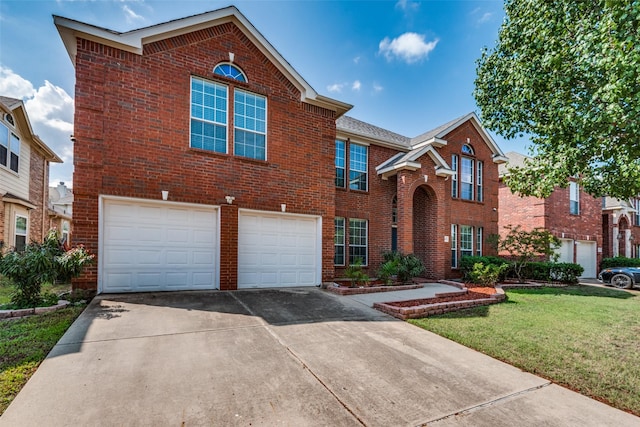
[54,6,351,116]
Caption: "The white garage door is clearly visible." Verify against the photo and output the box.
[101,198,218,293]
[238,210,320,288]
[576,241,597,278]
[557,239,574,264]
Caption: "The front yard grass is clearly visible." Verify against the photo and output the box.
[0,276,70,307]
[0,305,85,414]
[410,285,640,416]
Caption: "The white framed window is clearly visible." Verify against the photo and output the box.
[15,214,27,252]
[334,217,345,266]
[460,225,473,258]
[476,227,483,256]
[477,161,483,202]
[335,140,345,187]
[570,182,580,215]
[61,220,70,245]
[451,154,458,198]
[633,199,640,226]
[348,218,368,265]
[0,122,20,173]
[461,157,474,200]
[349,143,368,191]
[234,89,267,160]
[190,77,228,153]
[213,63,247,82]
[451,224,458,268]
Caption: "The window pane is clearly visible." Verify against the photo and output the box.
[460,225,473,258]
[334,217,345,265]
[451,155,458,198]
[335,140,345,187]
[461,157,473,200]
[234,90,267,160]
[348,219,367,265]
[191,77,227,152]
[349,144,367,191]
[451,224,457,268]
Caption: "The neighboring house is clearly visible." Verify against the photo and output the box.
[0,96,63,251]
[498,152,602,277]
[55,7,506,293]
[48,181,73,245]
[601,196,640,259]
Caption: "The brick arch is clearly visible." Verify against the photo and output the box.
[412,184,438,279]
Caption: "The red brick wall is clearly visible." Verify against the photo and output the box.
[498,182,546,234]
[72,23,337,290]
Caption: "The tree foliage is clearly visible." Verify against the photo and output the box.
[497,225,560,282]
[475,1,640,199]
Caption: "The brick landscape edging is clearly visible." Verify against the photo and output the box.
[374,287,506,320]
[0,300,71,320]
[324,283,424,296]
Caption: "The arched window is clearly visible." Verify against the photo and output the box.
[461,144,474,155]
[213,63,247,82]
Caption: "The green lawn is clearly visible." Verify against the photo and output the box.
[410,285,640,416]
[0,277,71,307]
[0,305,85,414]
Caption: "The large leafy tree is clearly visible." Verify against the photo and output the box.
[475,1,640,199]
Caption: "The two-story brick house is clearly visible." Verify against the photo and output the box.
[55,7,506,293]
[0,96,62,251]
[498,152,602,277]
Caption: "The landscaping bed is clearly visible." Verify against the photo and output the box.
[325,282,424,296]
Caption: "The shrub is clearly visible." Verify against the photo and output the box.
[496,225,560,282]
[345,258,369,287]
[0,230,94,308]
[468,262,509,287]
[396,254,425,284]
[600,256,640,270]
[519,261,584,284]
[377,255,399,285]
[460,256,510,282]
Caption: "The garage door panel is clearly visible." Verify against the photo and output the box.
[238,211,319,288]
[576,241,596,278]
[102,199,218,293]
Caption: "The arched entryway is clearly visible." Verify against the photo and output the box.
[413,185,437,278]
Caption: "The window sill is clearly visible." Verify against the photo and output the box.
[188,148,268,166]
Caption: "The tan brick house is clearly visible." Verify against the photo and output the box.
[498,152,602,277]
[55,7,506,293]
[0,96,62,251]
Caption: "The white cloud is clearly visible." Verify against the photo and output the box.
[379,32,439,63]
[327,82,346,93]
[122,4,145,24]
[353,56,361,64]
[478,12,493,24]
[373,83,383,93]
[0,66,74,184]
[395,0,420,12]
[352,80,361,91]
[0,66,36,98]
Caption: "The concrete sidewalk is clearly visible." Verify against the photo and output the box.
[1,288,638,426]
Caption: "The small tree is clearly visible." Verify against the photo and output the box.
[497,225,560,283]
[0,229,94,308]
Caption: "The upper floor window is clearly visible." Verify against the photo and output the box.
[190,77,228,153]
[476,161,483,202]
[569,181,580,215]
[349,143,368,191]
[234,89,267,160]
[462,144,474,155]
[213,63,247,82]
[451,155,458,198]
[461,157,474,200]
[452,145,482,202]
[190,76,267,160]
[633,199,640,226]
[0,123,20,173]
[335,140,345,187]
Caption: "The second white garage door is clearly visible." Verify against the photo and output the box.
[101,198,218,293]
[576,241,597,278]
[238,210,321,288]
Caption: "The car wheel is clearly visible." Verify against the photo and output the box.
[610,273,634,289]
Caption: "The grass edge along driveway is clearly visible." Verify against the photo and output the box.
[410,285,640,417]
[0,305,85,415]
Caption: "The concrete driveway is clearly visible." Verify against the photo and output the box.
[1,288,638,426]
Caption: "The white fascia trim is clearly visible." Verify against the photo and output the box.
[412,137,448,150]
[435,166,456,177]
[492,155,509,164]
[376,160,422,179]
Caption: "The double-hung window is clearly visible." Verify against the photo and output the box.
[15,215,27,252]
[190,77,228,153]
[451,224,458,268]
[234,89,266,160]
[348,218,368,265]
[334,217,345,265]
[0,122,20,173]
[349,143,367,191]
[335,140,345,187]
[634,199,640,226]
[476,161,483,202]
[461,157,474,200]
[451,155,458,198]
[476,227,483,256]
[460,225,473,258]
[569,182,580,215]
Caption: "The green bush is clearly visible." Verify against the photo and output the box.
[345,258,369,287]
[396,253,425,284]
[377,253,400,285]
[518,261,584,284]
[460,256,510,282]
[468,262,509,286]
[600,256,640,270]
[0,230,94,308]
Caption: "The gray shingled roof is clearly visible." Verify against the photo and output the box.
[498,151,529,176]
[336,116,410,148]
[410,113,470,145]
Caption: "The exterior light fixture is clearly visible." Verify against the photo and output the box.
[161,191,169,201]
[225,195,235,205]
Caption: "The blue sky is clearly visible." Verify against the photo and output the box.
[0,0,528,186]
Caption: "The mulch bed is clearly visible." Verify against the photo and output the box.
[386,288,496,308]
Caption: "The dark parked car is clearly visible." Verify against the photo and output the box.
[598,267,640,289]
